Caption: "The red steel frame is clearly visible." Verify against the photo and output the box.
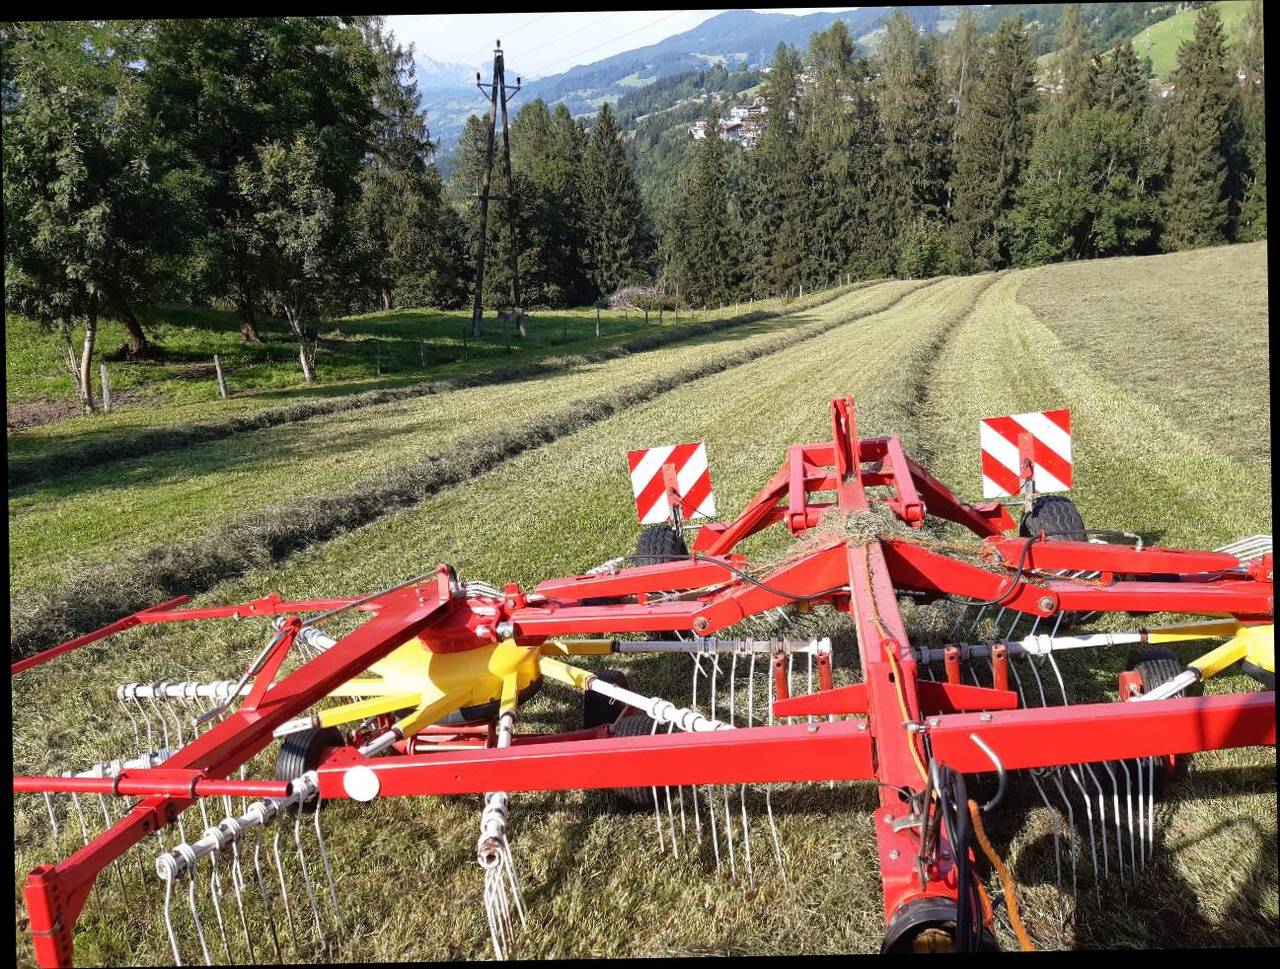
[12,396,1275,965]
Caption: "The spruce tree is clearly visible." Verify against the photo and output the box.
[580,102,648,296]
[681,114,738,304]
[1160,3,1242,250]
[948,17,1038,271]
[1237,0,1266,240]
[1046,4,1092,126]
[743,43,804,296]
[877,11,949,273]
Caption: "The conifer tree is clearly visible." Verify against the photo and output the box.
[877,11,949,274]
[580,102,649,296]
[1046,4,1092,126]
[680,113,739,304]
[1160,4,1242,250]
[948,17,1038,271]
[1236,0,1266,240]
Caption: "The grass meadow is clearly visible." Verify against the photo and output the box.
[9,243,1274,960]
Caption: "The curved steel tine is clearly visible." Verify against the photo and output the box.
[1116,758,1136,878]
[188,865,213,966]
[146,690,172,760]
[43,792,61,843]
[1152,757,1162,860]
[293,809,326,951]
[162,871,183,965]
[1064,765,1100,902]
[1050,771,1079,904]
[1082,763,1109,877]
[207,847,234,964]
[712,653,736,879]
[118,689,143,756]
[663,724,678,858]
[690,653,704,845]
[312,804,344,938]
[1101,761,1123,880]
[968,604,989,635]
[229,838,256,964]
[707,656,722,873]
[271,828,300,953]
[1133,755,1145,870]
[252,828,283,963]
[648,718,665,855]
[1029,770,1065,927]
[741,645,756,886]
[805,647,813,723]
[764,645,787,884]
[97,794,130,904]
[134,690,155,755]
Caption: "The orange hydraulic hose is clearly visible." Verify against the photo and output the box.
[967,799,1035,951]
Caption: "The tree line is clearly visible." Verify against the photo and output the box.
[663,3,1266,305]
[3,7,1267,411]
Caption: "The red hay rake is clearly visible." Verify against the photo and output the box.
[12,396,1275,961]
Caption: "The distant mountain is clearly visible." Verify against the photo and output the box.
[419,6,959,160]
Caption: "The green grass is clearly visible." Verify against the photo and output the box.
[9,245,1274,961]
[1130,0,1251,81]
[1016,242,1269,467]
[7,290,844,486]
[8,279,926,656]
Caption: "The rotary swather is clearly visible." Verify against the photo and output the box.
[12,396,1275,962]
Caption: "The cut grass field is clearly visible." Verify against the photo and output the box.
[6,288,856,486]
[10,244,1273,960]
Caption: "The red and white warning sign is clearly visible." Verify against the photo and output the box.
[980,408,1072,498]
[627,442,716,525]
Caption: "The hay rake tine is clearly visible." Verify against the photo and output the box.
[271,827,301,953]
[207,846,235,964]
[292,809,326,953]
[764,647,787,885]
[96,793,131,904]
[1050,772,1079,902]
[186,862,213,967]
[663,723,679,858]
[1147,757,1157,865]
[1029,769,1066,927]
[311,804,343,936]
[1101,761,1123,881]
[252,828,284,963]
[228,836,256,963]
[1082,762,1109,878]
[711,652,736,879]
[1064,765,1100,902]
[740,645,757,887]
[42,791,61,842]
[689,652,705,846]
[478,708,526,960]
[647,717,665,855]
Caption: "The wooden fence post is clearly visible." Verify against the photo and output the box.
[100,362,112,413]
[644,308,649,326]
[595,306,601,338]
[419,339,427,367]
[376,340,382,376]
[658,305,663,325]
[214,354,229,399]
[562,316,567,342]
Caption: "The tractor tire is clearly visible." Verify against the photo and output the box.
[607,713,659,806]
[275,726,344,809]
[1126,646,1201,793]
[583,669,630,729]
[633,524,688,565]
[1019,495,1087,542]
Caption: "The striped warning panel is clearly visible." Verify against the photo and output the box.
[627,442,716,525]
[980,408,1072,499]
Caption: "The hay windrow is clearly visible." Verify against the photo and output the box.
[8,282,872,488]
[10,281,932,660]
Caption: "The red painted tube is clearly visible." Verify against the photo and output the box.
[14,773,292,799]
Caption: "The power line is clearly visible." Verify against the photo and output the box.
[458,12,555,69]
[533,10,689,79]
[516,11,621,61]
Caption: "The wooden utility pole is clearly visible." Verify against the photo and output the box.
[470,41,523,339]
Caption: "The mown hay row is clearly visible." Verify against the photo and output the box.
[10,280,933,660]
[12,275,990,966]
[7,282,876,488]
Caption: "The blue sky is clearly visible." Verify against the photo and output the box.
[387,9,858,78]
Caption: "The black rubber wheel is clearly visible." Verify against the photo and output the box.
[275,726,343,809]
[633,524,688,565]
[607,713,658,806]
[436,677,544,726]
[583,669,630,729]
[1019,494,1087,542]
[1126,646,1201,793]
[881,896,999,953]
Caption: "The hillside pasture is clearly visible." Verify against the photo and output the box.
[9,246,1274,961]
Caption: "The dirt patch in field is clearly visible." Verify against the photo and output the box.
[6,397,82,430]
